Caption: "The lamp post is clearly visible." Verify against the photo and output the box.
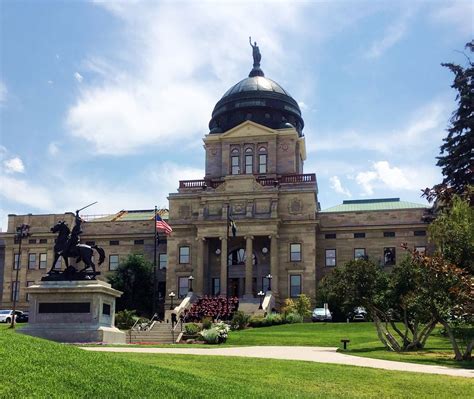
[266,274,273,292]
[257,290,265,309]
[169,291,175,310]
[11,224,30,328]
[188,275,194,293]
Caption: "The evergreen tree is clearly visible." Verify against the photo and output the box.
[435,41,473,195]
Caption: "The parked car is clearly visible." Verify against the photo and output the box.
[0,310,16,323]
[349,307,368,322]
[312,307,332,322]
[15,310,29,323]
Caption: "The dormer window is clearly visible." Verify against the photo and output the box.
[245,148,253,174]
[258,147,267,174]
[231,148,240,175]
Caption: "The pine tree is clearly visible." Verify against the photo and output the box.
[436,41,474,195]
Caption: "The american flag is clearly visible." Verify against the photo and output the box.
[156,214,173,235]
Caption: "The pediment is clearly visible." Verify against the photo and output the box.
[220,121,278,139]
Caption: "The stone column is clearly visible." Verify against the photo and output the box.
[244,235,254,298]
[270,235,279,295]
[220,237,227,296]
[195,237,205,295]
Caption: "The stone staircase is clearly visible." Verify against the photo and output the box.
[128,321,176,344]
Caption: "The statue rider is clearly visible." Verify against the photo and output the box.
[66,210,83,256]
[249,36,261,67]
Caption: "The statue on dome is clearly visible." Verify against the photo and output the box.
[249,36,261,67]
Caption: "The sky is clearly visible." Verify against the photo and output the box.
[0,0,472,231]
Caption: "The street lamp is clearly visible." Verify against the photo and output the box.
[257,290,265,309]
[188,275,194,292]
[12,224,30,328]
[266,274,273,292]
[169,291,176,310]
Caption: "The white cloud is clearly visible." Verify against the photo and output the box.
[366,10,414,59]
[329,176,351,197]
[74,72,84,83]
[355,160,439,196]
[3,157,25,174]
[48,142,60,156]
[308,99,449,155]
[430,1,474,36]
[1,175,53,209]
[0,81,7,104]
[48,80,53,85]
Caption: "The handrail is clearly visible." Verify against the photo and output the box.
[179,174,316,189]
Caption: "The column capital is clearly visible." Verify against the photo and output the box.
[244,235,254,240]
[219,236,227,241]
[269,234,280,239]
[195,236,206,241]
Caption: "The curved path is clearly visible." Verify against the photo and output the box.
[81,346,473,378]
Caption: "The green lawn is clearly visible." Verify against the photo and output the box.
[225,322,473,369]
[0,325,472,398]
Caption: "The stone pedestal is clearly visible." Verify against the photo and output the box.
[20,280,126,344]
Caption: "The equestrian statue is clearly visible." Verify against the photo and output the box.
[46,203,105,280]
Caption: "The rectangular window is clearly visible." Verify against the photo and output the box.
[414,230,426,236]
[110,240,119,246]
[354,248,366,260]
[28,253,36,269]
[258,154,267,173]
[262,277,270,292]
[354,233,365,239]
[289,274,302,298]
[39,253,47,269]
[325,249,336,267]
[109,255,119,271]
[159,254,167,269]
[231,155,240,175]
[28,239,36,244]
[13,253,20,270]
[39,238,47,244]
[11,281,20,302]
[290,243,301,262]
[134,239,144,245]
[179,246,190,264]
[245,155,253,174]
[212,278,220,296]
[415,246,426,254]
[26,281,34,302]
[178,277,189,298]
[384,231,395,237]
[325,233,336,239]
[384,247,396,266]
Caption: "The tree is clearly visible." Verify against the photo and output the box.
[320,258,437,352]
[108,254,154,316]
[433,41,474,198]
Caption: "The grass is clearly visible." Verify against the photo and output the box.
[225,322,473,369]
[0,325,472,398]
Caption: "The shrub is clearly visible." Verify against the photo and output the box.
[285,312,303,324]
[248,316,272,328]
[265,313,283,325]
[282,298,296,316]
[202,317,212,330]
[230,311,251,330]
[200,327,219,344]
[184,323,201,335]
[115,309,137,330]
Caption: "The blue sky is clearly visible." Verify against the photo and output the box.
[0,0,472,230]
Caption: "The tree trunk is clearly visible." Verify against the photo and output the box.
[440,319,463,361]
[462,339,474,361]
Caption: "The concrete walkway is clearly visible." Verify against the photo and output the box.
[81,346,473,378]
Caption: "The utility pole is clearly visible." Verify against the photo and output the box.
[11,224,30,328]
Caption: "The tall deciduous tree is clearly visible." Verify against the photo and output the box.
[108,254,154,316]
[436,41,473,195]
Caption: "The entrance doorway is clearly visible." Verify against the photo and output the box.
[229,278,240,297]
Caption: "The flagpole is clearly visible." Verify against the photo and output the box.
[226,204,230,319]
[153,205,157,315]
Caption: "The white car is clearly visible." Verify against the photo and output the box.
[0,310,16,323]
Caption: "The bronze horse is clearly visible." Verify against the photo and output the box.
[48,220,105,277]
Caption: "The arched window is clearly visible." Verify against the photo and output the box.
[258,147,267,174]
[244,148,253,174]
[231,148,240,175]
[228,248,257,266]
